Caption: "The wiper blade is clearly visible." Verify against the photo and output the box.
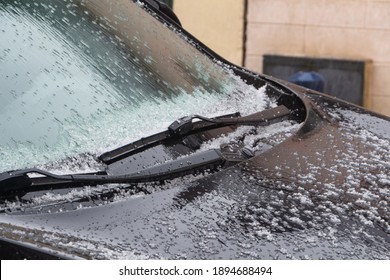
[0,106,290,198]
[100,105,290,164]
[0,149,249,198]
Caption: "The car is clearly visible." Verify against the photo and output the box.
[0,0,389,259]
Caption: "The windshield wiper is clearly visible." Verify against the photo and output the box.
[99,105,291,164]
[0,148,251,198]
[0,106,291,198]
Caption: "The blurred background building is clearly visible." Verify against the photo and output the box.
[170,0,390,116]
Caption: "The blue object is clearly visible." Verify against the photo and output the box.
[288,71,325,92]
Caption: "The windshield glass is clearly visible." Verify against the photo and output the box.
[0,0,271,172]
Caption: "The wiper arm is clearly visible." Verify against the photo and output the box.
[0,148,251,198]
[0,106,290,198]
[100,105,290,164]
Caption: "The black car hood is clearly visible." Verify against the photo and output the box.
[1,86,389,259]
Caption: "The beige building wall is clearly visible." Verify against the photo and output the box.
[245,0,390,116]
[173,0,246,66]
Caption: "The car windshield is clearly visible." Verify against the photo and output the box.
[0,0,272,172]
